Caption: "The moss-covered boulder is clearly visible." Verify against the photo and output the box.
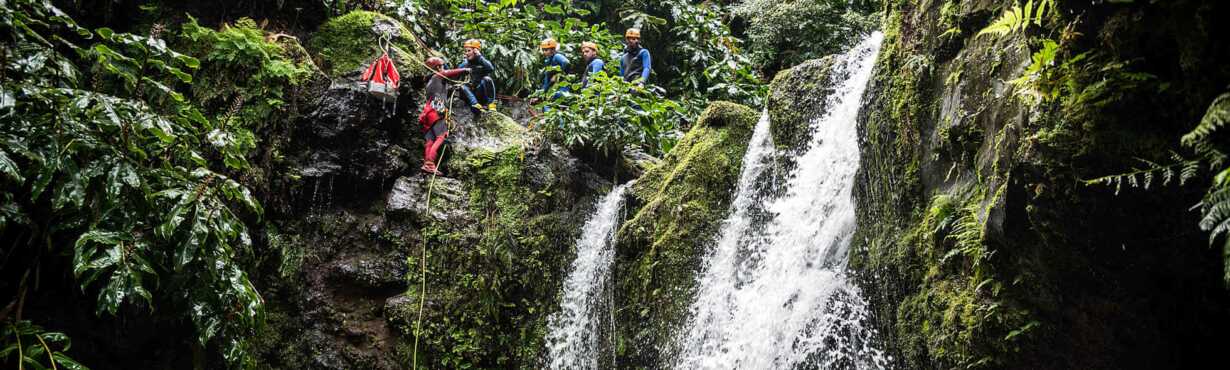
[308,10,430,77]
[767,56,839,153]
[611,101,759,366]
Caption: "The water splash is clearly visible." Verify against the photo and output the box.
[675,32,889,370]
[545,182,633,369]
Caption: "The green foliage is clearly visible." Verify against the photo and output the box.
[1084,151,1202,194]
[2,321,87,370]
[178,17,313,133]
[977,0,1055,37]
[666,0,767,113]
[0,0,270,367]
[535,71,685,156]
[1184,92,1230,286]
[732,0,879,75]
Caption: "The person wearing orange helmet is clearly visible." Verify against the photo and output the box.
[538,38,570,94]
[534,37,570,108]
[579,41,605,89]
[619,28,651,84]
[457,39,497,113]
[418,56,470,175]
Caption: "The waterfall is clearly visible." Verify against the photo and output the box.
[675,32,888,369]
[545,182,633,369]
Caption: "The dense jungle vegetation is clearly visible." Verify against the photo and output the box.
[1,0,1228,368]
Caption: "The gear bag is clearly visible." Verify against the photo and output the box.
[361,52,401,102]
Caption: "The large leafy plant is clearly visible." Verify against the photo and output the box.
[534,70,684,156]
[1,0,268,367]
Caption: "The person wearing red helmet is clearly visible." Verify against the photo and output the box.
[418,56,470,175]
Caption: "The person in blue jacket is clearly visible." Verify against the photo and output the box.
[539,38,569,95]
[534,38,569,110]
[579,41,605,89]
[619,28,651,84]
[458,39,497,112]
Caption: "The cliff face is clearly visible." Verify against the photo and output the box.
[847,0,1230,368]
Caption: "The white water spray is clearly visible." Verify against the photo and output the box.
[675,32,888,370]
[545,182,633,369]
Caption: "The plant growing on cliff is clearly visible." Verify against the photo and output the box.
[533,71,685,156]
[978,0,1055,37]
[1,0,266,367]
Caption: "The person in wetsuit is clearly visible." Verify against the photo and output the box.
[458,39,497,113]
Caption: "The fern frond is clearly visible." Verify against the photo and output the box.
[1182,92,1230,147]
[978,6,1023,36]
[1034,0,1050,26]
[978,0,1055,37]
[1199,185,1230,233]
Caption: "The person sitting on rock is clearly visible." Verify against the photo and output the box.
[418,56,469,175]
[619,28,651,85]
[579,41,605,89]
[458,39,497,113]
[535,37,569,105]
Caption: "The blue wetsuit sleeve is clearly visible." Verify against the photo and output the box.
[591,59,605,74]
[619,55,626,78]
[481,57,495,78]
[640,49,651,82]
[458,60,469,69]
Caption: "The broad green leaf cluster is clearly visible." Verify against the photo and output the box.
[534,71,685,156]
[0,1,308,367]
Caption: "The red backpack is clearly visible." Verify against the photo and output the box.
[361,52,401,101]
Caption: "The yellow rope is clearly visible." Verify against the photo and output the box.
[411,88,461,370]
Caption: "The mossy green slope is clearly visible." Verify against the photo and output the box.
[611,101,759,366]
[307,10,430,77]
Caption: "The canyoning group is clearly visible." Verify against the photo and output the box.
[360,28,653,176]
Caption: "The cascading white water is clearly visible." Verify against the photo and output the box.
[676,32,889,370]
[545,182,633,369]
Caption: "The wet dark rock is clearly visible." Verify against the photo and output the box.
[386,175,470,223]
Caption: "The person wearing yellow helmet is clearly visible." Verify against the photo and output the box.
[579,41,605,89]
[620,28,651,84]
[458,38,497,112]
[537,37,570,103]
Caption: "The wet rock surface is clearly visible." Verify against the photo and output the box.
[254,62,616,367]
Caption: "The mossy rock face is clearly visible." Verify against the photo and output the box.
[611,101,758,367]
[308,10,429,77]
[849,1,1230,369]
[767,56,838,154]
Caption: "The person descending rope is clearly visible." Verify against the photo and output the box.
[619,28,651,85]
[458,39,497,113]
[579,41,605,89]
[418,56,470,175]
[534,37,569,107]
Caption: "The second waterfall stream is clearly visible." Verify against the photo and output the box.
[545,182,632,369]
[675,32,889,369]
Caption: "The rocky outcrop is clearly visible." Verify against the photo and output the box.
[845,1,1230,369]
[610,101,760,366]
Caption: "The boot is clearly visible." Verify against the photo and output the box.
[421,160,438,174]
